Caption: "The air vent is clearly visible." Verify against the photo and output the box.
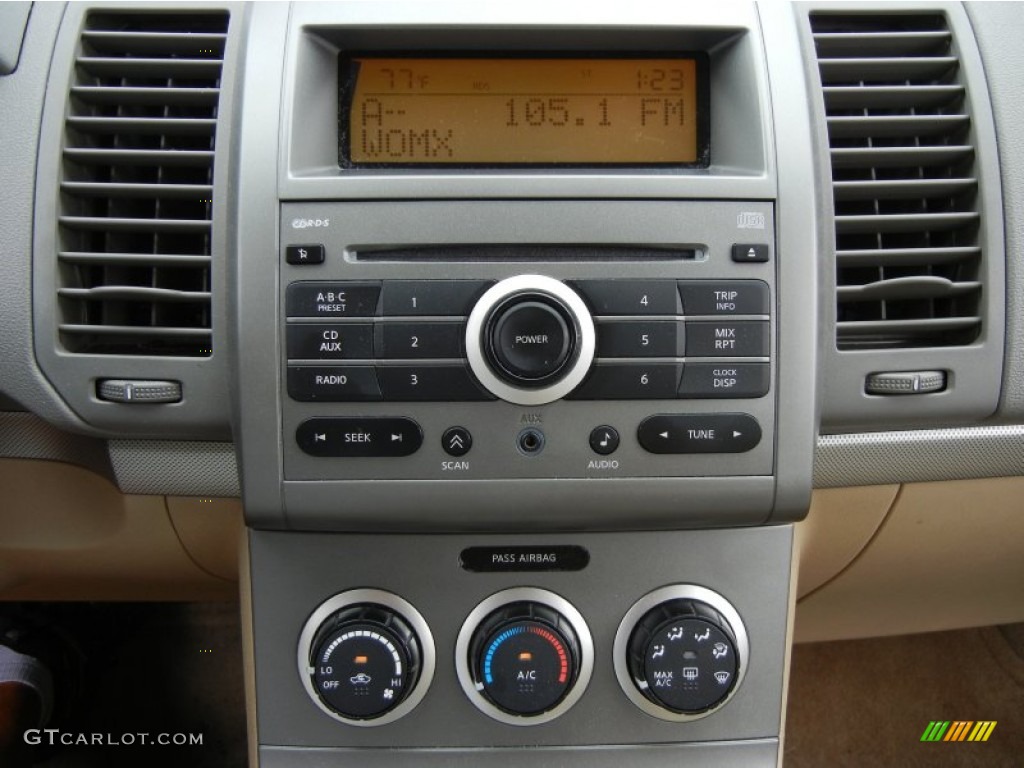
[57,11,229,357]
[811,13,982,350]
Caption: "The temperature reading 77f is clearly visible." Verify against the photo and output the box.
[378,68,430,90]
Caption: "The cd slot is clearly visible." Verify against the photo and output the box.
[353,245,702,262]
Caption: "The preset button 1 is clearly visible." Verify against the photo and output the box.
[296,418,423,457]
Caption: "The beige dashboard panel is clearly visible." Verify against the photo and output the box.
[167,496,245,581]
[795,477,1024,642]
[0,459,236,601]
[796,485,898,598]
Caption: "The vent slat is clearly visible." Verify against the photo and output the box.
[837,276,981,303]
[814,30,952,57]
[59,251,212,267]
[63,148,215,167]
[66,116,216,135]
[818,57,958,82]
[826,114,969,139]
[70,85,220,107]
[61,181,213,199]
[811,12,983,351]
[59,216,211,233]
[823,84,963,110]
[833,178,976,201]
[59,287,212,303]
[835,212,979,234]
[830,145,974,169]
[836,246,981,269]
[59,324,211,339]
[80,30,227,55]
[74,56,223,78]
[837,317,981,338]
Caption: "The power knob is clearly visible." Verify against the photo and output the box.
[466,276,595,405]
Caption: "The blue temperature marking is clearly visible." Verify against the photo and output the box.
[483,626,526,685]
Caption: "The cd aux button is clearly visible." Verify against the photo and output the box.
[286,324,373,360]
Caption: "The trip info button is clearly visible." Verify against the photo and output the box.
[637,414,762,454]
[296,418,423,457]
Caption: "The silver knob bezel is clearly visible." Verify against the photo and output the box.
[455,587,594,726]
[613,584,749,722]
[466,275,596,406]
[297,589,436,727]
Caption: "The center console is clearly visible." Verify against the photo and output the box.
[234,3,818,767]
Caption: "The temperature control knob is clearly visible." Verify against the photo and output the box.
[615,585,748,721]
[457,588,594,725]
[298,591,435,727]
[469,602,580,716]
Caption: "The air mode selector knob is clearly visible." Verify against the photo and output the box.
[626,599,738,715]
[466,276,596,406]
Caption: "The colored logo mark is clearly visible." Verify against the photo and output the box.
[921,721,997,742]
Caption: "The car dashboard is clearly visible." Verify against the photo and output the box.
[0,2,1022,767]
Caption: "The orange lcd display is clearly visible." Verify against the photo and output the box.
[342,57,705,166]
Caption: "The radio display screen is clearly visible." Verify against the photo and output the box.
[339,56,708,167]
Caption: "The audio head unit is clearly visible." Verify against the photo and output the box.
[279,199,777,527]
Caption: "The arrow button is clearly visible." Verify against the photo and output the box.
[637,414,762,454]
[442,426,472,457]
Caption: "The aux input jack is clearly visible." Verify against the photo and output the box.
[517,428,545,456]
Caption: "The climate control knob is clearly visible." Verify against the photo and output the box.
[457,588,593,725]
[614,585,748,721]
[298,590,435,726]
[466,276,595,405]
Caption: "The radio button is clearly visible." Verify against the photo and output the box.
[638,414,762,454]
[378,364,495,401]
[379,321,463,359]
[597,320,682,358]
[286,282,381,318]
[678,281,769,316]
[568,363,681,400]
[296,418,422,458]
[572,280,679,316]
[286,323,373,360]
[382,280,494,317]
[679,363,770,398]
[287,366,382,401]
[686,321,769,357]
